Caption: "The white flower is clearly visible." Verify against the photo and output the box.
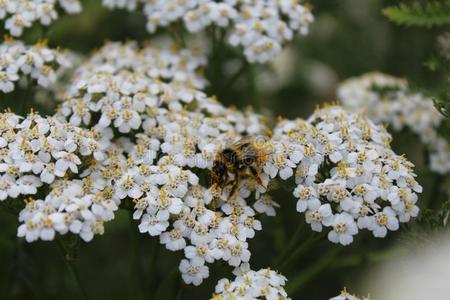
[53,151,81,174]
[305,204,333,232]
[114,109,141,133]
[328,213,358,246]
[160,227,186,251]
[369,207,399,238]
[184,245,216,264]
[253,194,280,216]
[0,174,20,200]
[223,240,251,267]
[115,173,142,199]
[179,258,209,286]
[212,267,291,299]
[294,185,320,213]
[138,213,169,236]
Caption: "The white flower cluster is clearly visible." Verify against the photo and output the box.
[54,41,270,286]
[0,38,72,93]
[56,41,209,132]
[4,42,422,285]
[211,265,290,300]
[0,111,106,201]
[330,288,371,300]
[338,72,449,175]
[0,111,117,242]
[101,0,314,63]
[272,105,422,245]
[0,113,119,242]
[17,178,118,242]
[15,141,132,243]
[0,0,82,36]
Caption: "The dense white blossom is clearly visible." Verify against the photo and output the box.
[211,266,290,300]
[0,38,72,93]
[0,0,81,36]
[338,72,449,175]
[2,42,423,287]
[272,104,422,245]
[0,110,115,242]
[0,111,108,201]
[1,0,312,62]
[101,0,314,63]
[17,178,118,242]
[54,41,271,285]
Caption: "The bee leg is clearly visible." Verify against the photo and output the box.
[249,166,266,191]
[229,172,240,200]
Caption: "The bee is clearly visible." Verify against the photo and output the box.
[211,136,270,197]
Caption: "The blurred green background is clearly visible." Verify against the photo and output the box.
[0,0,447,299]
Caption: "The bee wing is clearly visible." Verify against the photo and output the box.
[230,136,255,148]
[232,136,267,164]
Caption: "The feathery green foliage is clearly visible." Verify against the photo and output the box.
[382,0,450,27]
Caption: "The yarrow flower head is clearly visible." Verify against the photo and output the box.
[211,265,290,299]
[101,0,314,63]
[272,104,422,245]
[0,110,108,201]
[53,40,272,285]
[17,178,118,242]
[0,110,116,243]
[0,0,82,36]
[338,72,448,175]
[5,42,424,286]
[0,38,72,93]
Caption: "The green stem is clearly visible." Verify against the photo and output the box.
[0,201,19,216]
[176,282,185,300]
[56,238,90,300]
[210,28,221,95]
[286,247,342,295]
[153,267,179,299]
[168,23,186,48]
[279,234,323,272]
[328,248,404,269]
[128,212,143,300]
[147,238,158,300]
[428,174,445,210]
[223,61,249,91]
[247,64,261,111]
[274,221,304,266]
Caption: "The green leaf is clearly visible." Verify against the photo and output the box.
[382,0,450,27]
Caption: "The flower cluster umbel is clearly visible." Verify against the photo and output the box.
[338,72,449,175]
[55,41,269,286]
[0,0,81,36]
[0,111,111,241]
[102,0,314,63]
[272,104,421,245]
[0,38,72,93]
[211,266,371,300]
[0,1,313,63]
[1,42,422,287]
[211,265,290,300]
